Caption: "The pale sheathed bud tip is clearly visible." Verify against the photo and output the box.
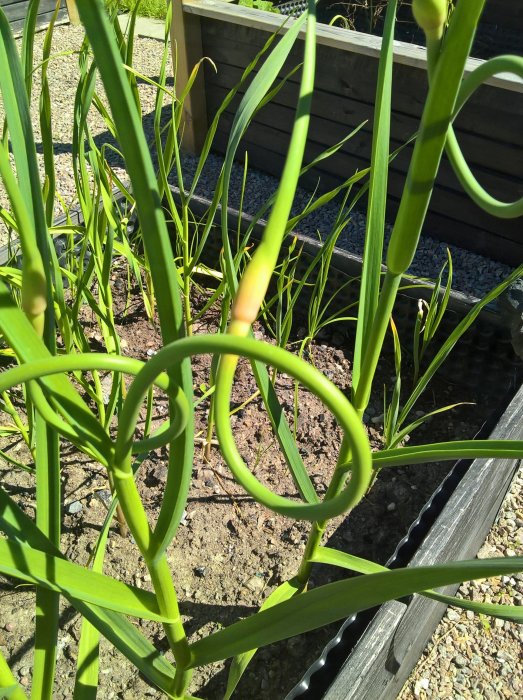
[412,0,447,33]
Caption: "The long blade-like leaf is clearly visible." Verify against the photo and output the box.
[0,283,112,462]
[397,264,523,425]
[352,0,397,394]
[76,0,194,554]
[371,439,523,469]
[0,650,27,699]
[0,538,173,622]
[0,487,177,694]
[189,558,523,666]
[219,8,318,504]
[312,547,523,623]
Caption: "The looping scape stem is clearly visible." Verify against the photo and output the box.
[0,353,189,462]
[433,49,523,218]
[119,335,373,522]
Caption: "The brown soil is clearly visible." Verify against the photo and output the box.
[0,268,497,699]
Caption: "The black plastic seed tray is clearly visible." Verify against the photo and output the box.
[276,0,308,18]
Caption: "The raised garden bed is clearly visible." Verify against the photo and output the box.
[305,0,523,60]
[2,0,69,35]
[0,188,521,697]
[290,384,523,699]
[1,5,522,697]
[170,188,523,698]
[173,0,523,264]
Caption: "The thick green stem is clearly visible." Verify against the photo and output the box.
[111,468,152,554]
[204,363,217,463]
[297,435,352,585]
[387,0,486,275]
[204,304,229,462]
[110,467,191,694]
[149,556,192,697]
[425,37,523,219]
[31,407,60,700]
[182,210,192,335]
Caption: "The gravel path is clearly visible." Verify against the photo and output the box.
[0,24,515,299]
[0,21,521,700]
[399,462,523,700]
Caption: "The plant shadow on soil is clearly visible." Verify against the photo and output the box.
[0,268,503,698]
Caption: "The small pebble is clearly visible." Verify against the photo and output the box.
[453,654,468,668]
[95,489,112,507]
[245,575,265,593]
[66,500,82,514]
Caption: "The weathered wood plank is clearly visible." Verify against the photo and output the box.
[207,83,523,204]
[211,127,523,264]
[171,0,207,153]
[205,57,523,168]
[65,0,78,24]
[201,20,523,145]
[1,0,65,25]
[1,0,62,18]
[211,107,523,248]
[322,383,523,699]
[0,0,63,8]
[187,0,523,92]
[481,0,523,25]
[8,7,67,35]
[199,11,523,263]
[206,63,523,177]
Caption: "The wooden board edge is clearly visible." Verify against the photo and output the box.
[183,0,523,93]
[320,383,523,699]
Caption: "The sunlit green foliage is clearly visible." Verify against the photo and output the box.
[0,0,521,698]
[105,0,167,20]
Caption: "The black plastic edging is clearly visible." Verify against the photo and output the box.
[287,383,523,699]
[163,187,522,700]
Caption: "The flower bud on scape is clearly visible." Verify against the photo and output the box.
[412,0,447,34]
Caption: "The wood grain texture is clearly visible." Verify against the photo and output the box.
[171,0,208,153]
[1,0,66,26]
[65,0,78,24]
[206,85,523,205]
[202,19,523,140]
[323,383,523,700]
[209,109,523,263]
[481,0,523,25]
[186,0,523,92]
[198,11,523,263]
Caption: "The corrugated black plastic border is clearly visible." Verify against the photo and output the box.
[162,188,522,700]
[287,384,522,699]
